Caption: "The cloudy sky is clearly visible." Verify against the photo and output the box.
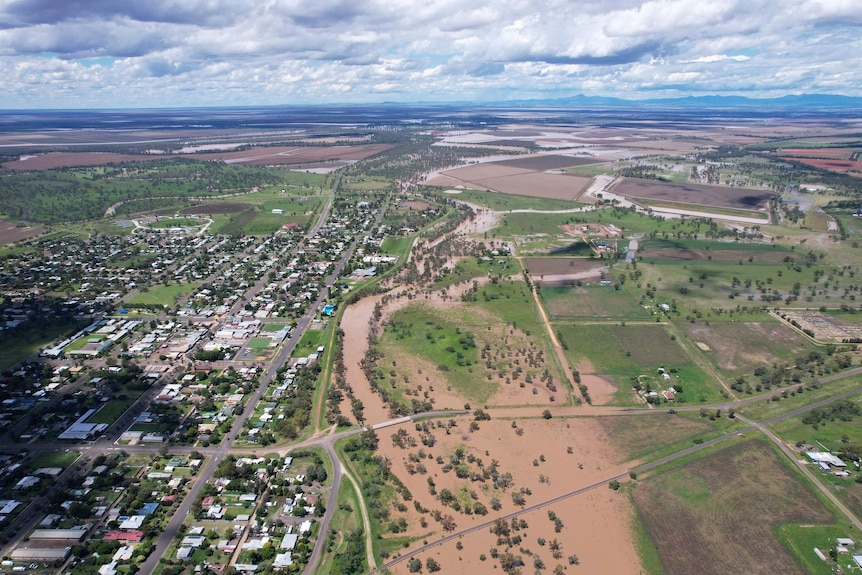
[0,0,859,109]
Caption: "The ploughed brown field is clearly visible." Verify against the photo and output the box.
[634,440,833,575]
[493,154,606,171]
[440,162,590,200]
[522,257,605,283]
[190,143,393,165]
[0,220,43,243]
[612,177,774,210]
[782,156,862,175]
[2,152,162,170]
[779,148,858,159]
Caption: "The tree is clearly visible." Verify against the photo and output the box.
[542,409,552,419]
[426,558,441,572]
[408,558,422,573]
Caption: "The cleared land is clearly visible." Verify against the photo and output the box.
[541,285,650,320]
[0,220,42,243]
[779,148,860,159]
[523,256,606,284]
[439,163,591,201]
[634,439,834,575]
[2,152,164,170]
[783,157,862,175]
[612,177,774,210]
[190,144,393,165]
[684,320,813,376]
[493,154,606,171]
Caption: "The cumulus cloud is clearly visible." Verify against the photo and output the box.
[0,0,860,107]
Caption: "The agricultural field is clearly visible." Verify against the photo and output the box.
[782,157,862,176]
[1,151,165,170]
[611,177,774,211]
[492,154,607,171]
[541,285,649,320]
[425,187,583,211]
[187,143,393,165]
[633,440,839,575]
[438,161,592,201]
[598,412,744,462]
[0,219,43,243]
[522,256,607,285]
[683,319,814,378]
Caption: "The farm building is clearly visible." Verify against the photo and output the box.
[806,452,847,468]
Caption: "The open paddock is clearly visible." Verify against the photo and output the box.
[640,247,791,264]
[2,151,162,170]
[611,177,773,210]
[180,203,249,214]
[469,172,591,201]
[0,220,43,243]
[782,156,862,175]
[493,154,606,171]
[541,285,649,320]
[425,187,580,211]
[441,163,592,201]
[442,163,535,180]
[779,148,859,159]
[634,439,834,575]
[189,143,393,165]
[523,256,606,284]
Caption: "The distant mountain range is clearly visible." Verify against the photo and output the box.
[505,93,862,109]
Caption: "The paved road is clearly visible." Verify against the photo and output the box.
[138,172,342,573]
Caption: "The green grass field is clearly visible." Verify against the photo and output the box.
[126,282,202,306]
[148,218,206,229]
[380,303,491,403]
[88,399,136,424]
[380,235,414,257]
[247,337,273,349]
[557,323,723,403]
[542,285,650,320]
[293,328,326,356]
[30,451,79,469]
